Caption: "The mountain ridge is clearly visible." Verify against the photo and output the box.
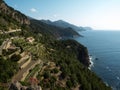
[0,0,30,25]
[0,0,81,38]
[0,0,30,31]
[41,19,93,31]
[30,19,81,39]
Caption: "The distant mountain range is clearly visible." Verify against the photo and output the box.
[41,19,93,31]
[30,19,81,38]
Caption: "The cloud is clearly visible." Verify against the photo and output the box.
[30,8,38,13]
[53,14,57,18]
[53,14,60,18]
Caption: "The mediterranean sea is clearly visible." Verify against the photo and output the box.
[75,30,120,90]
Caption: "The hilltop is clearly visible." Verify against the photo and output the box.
[0,0,29,31]
[41,19,93,31]
[30,19,81,39]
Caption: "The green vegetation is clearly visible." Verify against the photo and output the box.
[10,54,21,62]
[0,23,111,90]
[0,26,111,89]
[25,64,41,81]
[0,0,30,31]
[0,13,20,31]
[30,19,80,38]
[0,87,8,90]
[0,56,18,83]
[51,68,59,74]
[0,0,112,90]
[36,39,111,90]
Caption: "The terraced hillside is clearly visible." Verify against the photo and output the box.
[0,0,112,90]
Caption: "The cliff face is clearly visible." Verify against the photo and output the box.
[0,0,30,31]
[0,0,30,25]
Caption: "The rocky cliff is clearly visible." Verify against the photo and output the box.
[0,0,30,25]
[0,0,30,31]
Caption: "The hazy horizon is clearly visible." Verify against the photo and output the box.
[5,0,120,30]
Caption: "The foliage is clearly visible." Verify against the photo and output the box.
[0,0,29,31]
[30,19,80,38]
[51,68,59,74]
[10,54,21,62]
[0,57,18,83]
[0,1,111,89]
[43,71,51,79]
[39,39,111,90]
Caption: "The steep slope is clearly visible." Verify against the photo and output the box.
[0,0,80,38]
[0,0,30,31]
[30,19,80,38]
[0,1,111,90]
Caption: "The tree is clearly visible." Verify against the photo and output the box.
[10,54,21,62]
[43,71,50,79]
[66,80,73,88]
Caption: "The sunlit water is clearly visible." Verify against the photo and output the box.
[74,30,120,90]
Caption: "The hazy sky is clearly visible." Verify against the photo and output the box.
[4,0,120,30]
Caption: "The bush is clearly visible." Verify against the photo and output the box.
[0,57,18,83]
[51,68,59,74]
[10,54,21,62]
[43,71,50,79]
[66,80,73,88]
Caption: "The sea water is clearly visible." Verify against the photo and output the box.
[74,30,120,90]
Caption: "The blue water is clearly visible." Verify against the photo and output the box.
[75,30,120,90]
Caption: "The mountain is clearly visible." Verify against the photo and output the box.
[53,20,84,31]
[0,0,111,90]
[0,0,80,38]
[83,27,93,30]
[0,0,30,31]
[30,19,81,39]
[41,19,92,31]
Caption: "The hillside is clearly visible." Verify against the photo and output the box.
[0,0,30,31]
[0,0,111,90]
[41,19,87,31]
[30,19,81,39]
[0,0,80,38]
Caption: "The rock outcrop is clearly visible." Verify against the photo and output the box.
[0,0,30,25]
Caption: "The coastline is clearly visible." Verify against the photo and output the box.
[88,55,94,70]
[88,54,113,89]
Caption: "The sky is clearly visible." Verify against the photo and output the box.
[4,0,120,30]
